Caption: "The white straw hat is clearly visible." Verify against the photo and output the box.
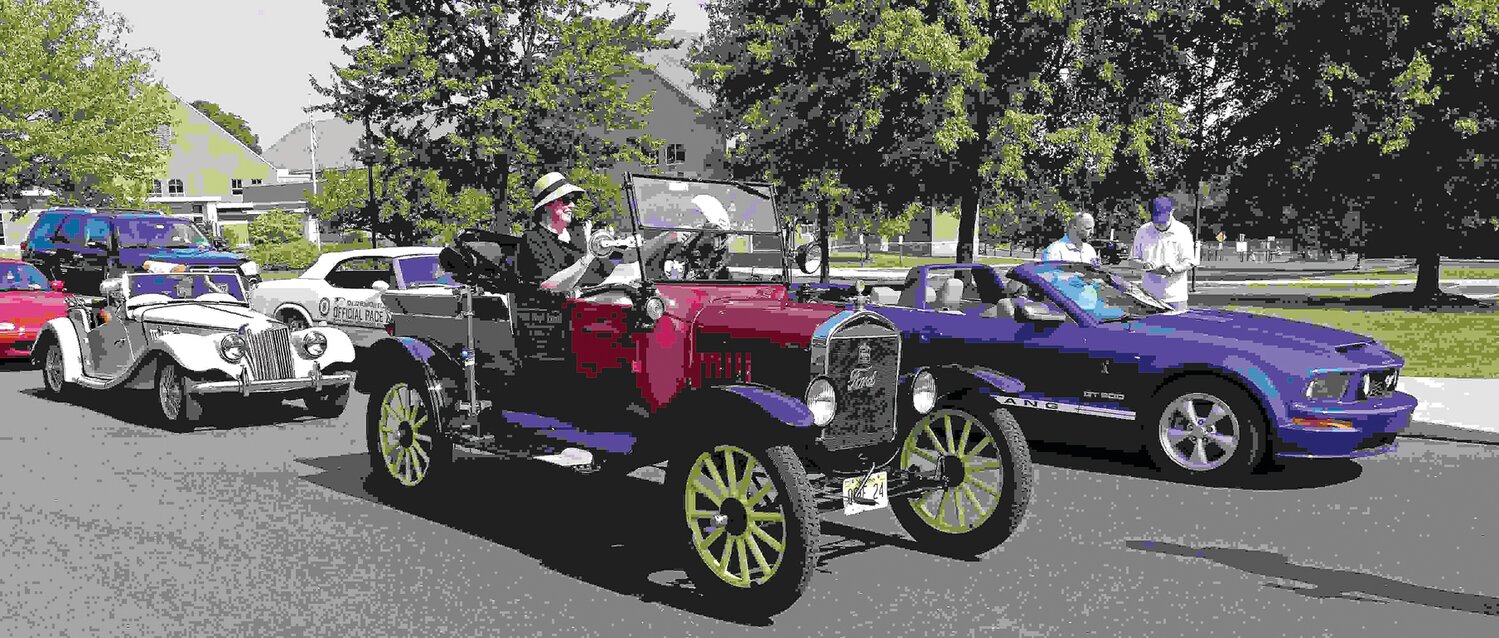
[532,172,586,211]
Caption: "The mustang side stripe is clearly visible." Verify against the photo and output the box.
[991,394,1137,420]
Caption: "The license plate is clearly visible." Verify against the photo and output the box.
[842,471,889,515]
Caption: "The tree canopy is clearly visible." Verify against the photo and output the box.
[0,0,175,216]
[190,99,261,154]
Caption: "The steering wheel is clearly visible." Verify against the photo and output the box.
[666,231,726,279]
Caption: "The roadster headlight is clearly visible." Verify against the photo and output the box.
[1305,372,1354,399]
[239,260,259,276]
[300,330,328,358]
[805,377,837,427]
[219,334,247,363]
[912,369,937,415]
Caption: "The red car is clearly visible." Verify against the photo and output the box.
[0,259,71,361]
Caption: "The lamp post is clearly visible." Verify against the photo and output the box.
[364,114,376,249]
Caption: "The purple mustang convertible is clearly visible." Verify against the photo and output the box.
[796,260,1417,481]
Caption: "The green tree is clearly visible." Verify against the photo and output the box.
[189,100,261,154]
[248,208,304,245]
[0,0,175,216]
[307,165,494,246]
[313,0,674,231]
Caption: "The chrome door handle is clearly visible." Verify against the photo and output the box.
[114,338,126,345]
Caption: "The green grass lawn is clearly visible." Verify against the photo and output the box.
[1328,267,1499,280]
[262,271,302,280]
[1245,282,1387,289]
[1226,305,1499,378]
[832,252,1027,268]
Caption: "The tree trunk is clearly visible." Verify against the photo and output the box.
[956,188,979,264]
[818,199,830,283]
[1413,249,1442,297]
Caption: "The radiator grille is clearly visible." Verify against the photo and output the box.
[246,327,294,380]
[821,334,900,450]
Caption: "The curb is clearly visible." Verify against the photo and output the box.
[1399,421,1499,446]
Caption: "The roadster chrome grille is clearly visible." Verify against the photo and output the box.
[821,330,900,451]
[246,327,295,380]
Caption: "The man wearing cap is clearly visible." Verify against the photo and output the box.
[1129,196,1199,310]
[1042,212,1101,266]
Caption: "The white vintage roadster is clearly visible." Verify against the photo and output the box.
[31,270,358,428]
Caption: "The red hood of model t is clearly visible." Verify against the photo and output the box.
[655,283,836,347]
[0,290,72,327]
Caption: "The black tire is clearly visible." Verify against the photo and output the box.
[156,360,205,431]
[667,441,820,617]
[40,342,75,397]
[365,373,452,492]
[305,386,350,419]
[890,404,1034,557]
[1143,376,1267,482]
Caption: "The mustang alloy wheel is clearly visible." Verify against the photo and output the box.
[1145,377,1266,481]
[891,405,1034,557]
[669,442,818,617]
[366,376,451,490]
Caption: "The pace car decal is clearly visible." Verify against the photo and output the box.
[992,394,1136,421]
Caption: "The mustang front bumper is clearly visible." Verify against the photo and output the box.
[1272,390,1419,459]
[189,366,354,397]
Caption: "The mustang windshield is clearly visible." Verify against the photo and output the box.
[127,273,247,302]
[394,254,457,288]
[624,175,785,283]
[1030,262,1173,321]
[0,262,49,291]
[117,218,213,250]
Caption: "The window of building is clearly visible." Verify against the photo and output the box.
[156,124,173,150]
[151,180,162,195]
[168,179,184,195]
[250,178,263,186]
[231,179,243,195]
[665,143,686,169]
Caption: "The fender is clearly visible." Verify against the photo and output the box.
[293,326,358,368]
[273,303,314,326]
[32,318,83,382]
[355,336,465,433]
[653,382,818,452]
[1152,358,1285,427]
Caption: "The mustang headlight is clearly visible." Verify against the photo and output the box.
[300,330,328,358]
[219,334,247,363]
[912,369,937,415]
[1305,372,1354,399]
[239,260,259,276]
[805,377,837,427]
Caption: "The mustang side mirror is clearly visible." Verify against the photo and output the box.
[86,240,109,250]
[212,238,228,250]
[1016,300,1067,324]
[51,280,66,292]
[795,242,823,275]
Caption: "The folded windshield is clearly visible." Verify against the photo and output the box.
[127,273,246,302]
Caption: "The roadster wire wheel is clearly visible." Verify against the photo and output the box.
[1145,378,1266,481]
[155,362,203,429]
[42,345,69,395]
[670,442,817,616]
[891,405,1034,557]
[366,377,450,490]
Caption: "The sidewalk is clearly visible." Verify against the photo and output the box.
[1398,377,1499,445]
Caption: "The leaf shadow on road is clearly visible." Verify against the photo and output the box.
[1126,540,1499,617]
[292,451,964,626]
[18,387,327,433]
[1026,441,1364,491]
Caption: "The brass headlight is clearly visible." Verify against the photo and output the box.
[805,377,837,426]
[912,369,937,415]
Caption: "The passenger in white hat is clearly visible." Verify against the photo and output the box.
[516,171,680,292]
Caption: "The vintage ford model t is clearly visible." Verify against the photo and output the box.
[356,174,1035,615]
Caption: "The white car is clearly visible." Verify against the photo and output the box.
[248,247,452,348]
[32,270,357,429]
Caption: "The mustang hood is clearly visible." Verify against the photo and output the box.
[0,290,72,325]
[132,302,277,332]
[1130,308,1398,363]
[119,246,245,269]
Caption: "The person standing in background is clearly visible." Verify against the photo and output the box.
[1130,196,1199,310]
[1042,212,1101,267]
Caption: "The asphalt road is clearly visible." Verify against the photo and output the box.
[3,362,1498,637]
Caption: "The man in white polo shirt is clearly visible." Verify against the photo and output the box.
[1042,212,1101,266]
[1130,196,1199,310]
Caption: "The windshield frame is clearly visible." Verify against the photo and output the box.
[621,172,790,286]
[1015,261,1174,326]
[115,216,214,250]
[120,271,249,306]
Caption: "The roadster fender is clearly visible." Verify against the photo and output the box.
[32,318,83,382]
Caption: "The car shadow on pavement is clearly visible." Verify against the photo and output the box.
[0,360,39,374]
[293,451,975,624]
[1126,540,1499,617]
[1027,442,1364,491]
[19,387,326,432]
